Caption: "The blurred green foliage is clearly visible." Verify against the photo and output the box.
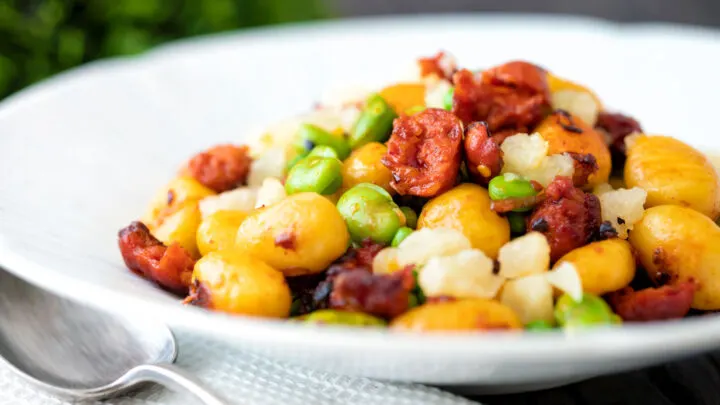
[0,0,328,99]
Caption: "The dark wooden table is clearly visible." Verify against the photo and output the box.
[469,352,720,404]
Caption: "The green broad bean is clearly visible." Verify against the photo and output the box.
[525,320,554,331]
[488,173,538,212]
[299,310,386,327]
[391,227,413,247]
[285,152,308,173]
[400,206,418,229]
[285,156,343,195]
[295,123,351,160]
[507,212,527,234]
[307,145,340,159]
[337,183,403,244]
[555,293,620,329]
[348,94,397,150]
[412,269,426,305]
[443,87,454,111]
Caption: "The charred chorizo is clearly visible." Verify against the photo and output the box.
[329,267,414,319]
[186,144,252,193]
[595,112,643,156]
[118,221,194,294]
[451,61,551,133]
[464,121,503,184]
[607,281,696,322]
[382,108,463,197]
[527,176,601,261]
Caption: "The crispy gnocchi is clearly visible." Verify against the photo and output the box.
[117,52,720,331]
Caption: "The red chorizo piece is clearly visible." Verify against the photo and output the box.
[418,51,456,80]
[307,240,386,314]
[607,281,696,322]
[464,121,503,184]
[595,112,643,156]
[186,144,252,193]
[118,221,194,295]
[527,176,601,262]
[329,267,414,319]
[451,62,551,133]
[382,108,463,197]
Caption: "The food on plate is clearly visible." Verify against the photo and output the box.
[117,52,720,332]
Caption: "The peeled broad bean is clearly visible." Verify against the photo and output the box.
[391,227,414,247]
[348,94,397,149]
[285,156,343,196]
[400,206,418,229]
[337,183,404,244]
[295,123,351,160]
[298,310,386,327]
[554,293,619,329]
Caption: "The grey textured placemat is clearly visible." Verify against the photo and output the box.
[0,331,480,405]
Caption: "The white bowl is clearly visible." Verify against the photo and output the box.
[2,14,720,393]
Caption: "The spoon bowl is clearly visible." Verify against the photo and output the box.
[0,269,224,404]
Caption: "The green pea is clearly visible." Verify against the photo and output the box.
[349,93,397,150]
[507,212,526,234]
[391,227,414,247]
[555,293,619,329]
[408,294,419,309]
[489,173,538,200]
[295,123,351,160]
[443,86,454,111]
[285,156,343,195]
[412,269,426,305]
[307,145,340,159]
[299,310,386,327]
[337,183,403,244]
[525,320,554,331]
[400,206,418,229]
[405,105,425,115]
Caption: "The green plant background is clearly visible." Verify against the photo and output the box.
[0,0,328,100]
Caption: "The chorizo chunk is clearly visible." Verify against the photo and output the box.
[452,61,551,133]
[595,112,643,156]
[607,281,696,322]
[304,240,386,315]
[527,176,601,261]
[329,267,414,319]
[186,144,252,193]
[464,121,503,184]
[118,221,194,295]
[418,51,456,81]
[382,108,463,197]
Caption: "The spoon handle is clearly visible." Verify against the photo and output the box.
[125,363,227,405]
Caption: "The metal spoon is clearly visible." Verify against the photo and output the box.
[0,268,226,404]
